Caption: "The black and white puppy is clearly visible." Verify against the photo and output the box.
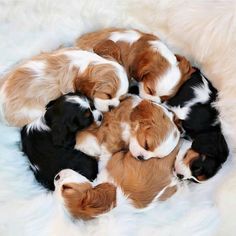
[21,92,102,190]
[165,69,229,181]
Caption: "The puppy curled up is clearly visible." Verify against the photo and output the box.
[21,92,101,190]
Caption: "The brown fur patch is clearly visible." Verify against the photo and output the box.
[62,182,116,220]
[107,145,179,208]
[130,100,175,152]
[74,63,120,100]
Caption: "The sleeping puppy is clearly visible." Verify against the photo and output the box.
[164,69,229,181]
[21,92,101,190]
[75,28,194,103]
[0,48,128,127]
[174,136,228,182]
[54,146,179,220]
[75,95,180,160]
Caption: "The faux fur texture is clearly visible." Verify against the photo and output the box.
[0,0,236,235]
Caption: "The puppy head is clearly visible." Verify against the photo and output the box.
[175,133,229,182]
[129,100,180,160]
[45,92,102,146]
[74,61,129,112]
[132,44,194,103]
[54,169,116,220]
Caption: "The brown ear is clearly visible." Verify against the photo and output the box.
[62,182,116,220]
[175,54,196,79]
[93,39,122,64]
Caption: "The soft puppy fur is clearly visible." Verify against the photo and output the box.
[165,69,229,181]
[75,95,180,160]
[75,28,194,103]
[0,48,128,127]
[21,92,100,190]
[54,145,179,220]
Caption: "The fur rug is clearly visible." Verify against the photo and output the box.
[0,1,236,235]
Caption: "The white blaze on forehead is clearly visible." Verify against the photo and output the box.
[109,30,141,44]
[54,169,89,189]
[149,40,177,66]
[174,139,193,179]
[149,40,181,97]
[120,122,131,143]
[66,95,90,109]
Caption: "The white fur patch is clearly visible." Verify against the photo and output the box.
[150,40,177,65]
[131,94,142,108]
[109,30,141,44]
[65,95,90,108]
[75,133,101,157]
[26,116,50,133]
[23,61,46,75]
[167,76,211,120]
[120,122,131,143]
[92,109,103,126]
[174,139,196,181]
[19,107,44,121]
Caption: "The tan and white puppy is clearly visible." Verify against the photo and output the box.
[54,146,179,220]
[75,28,194,103]
[75,95,180,160]
[0,48,129,126]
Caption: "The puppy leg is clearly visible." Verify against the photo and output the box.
[75,131,101,157]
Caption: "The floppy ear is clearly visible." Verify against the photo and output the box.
[51,123,68,146]
[175,54,196,80]
[93,39,122,64]
[192,132,229,163]
[62,182,116,220]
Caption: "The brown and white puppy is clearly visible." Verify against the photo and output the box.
[75,28,194,103]
[0,48,128,126]
[54,146,179,220]
[75,95,180,160]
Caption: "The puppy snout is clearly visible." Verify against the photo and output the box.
[98,114,103,122]
[108,105,115,110]
[137,155,144,160]
[54,173,60,181]
[177,174,184,180]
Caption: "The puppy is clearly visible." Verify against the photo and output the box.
[75,95,180,160]
[54,146,179,220]
[21,92,101,190]
[0,48,128,127]
[164,69,229,181]
[175,134,229,182]
[75,28,195,103]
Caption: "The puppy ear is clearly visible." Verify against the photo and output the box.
[175,54,195,80]
[62,182,116,220]
[51,123,68,146]
[93,39,122,64]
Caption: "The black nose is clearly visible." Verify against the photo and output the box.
[98,114,103,122]
[177,174,184,180]
[54,174,60,181]
[108,105,115,110]
[137,155,144,160]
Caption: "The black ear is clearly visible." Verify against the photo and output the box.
[46,99,57,110]
[192,132,229,163]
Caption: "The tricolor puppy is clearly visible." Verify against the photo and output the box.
[54,146,179,220]
[21,93,100,190]
[174,136,228,182]
[164,69,229,181]
[165,68,220,137]
[75,28,194,103]
[75,95,180,160]
[0,48,128,126]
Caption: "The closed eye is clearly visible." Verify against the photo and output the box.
[106,93,112,99]
[144,140,149,151]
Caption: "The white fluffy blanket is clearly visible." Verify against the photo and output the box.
[0,1,236,235]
